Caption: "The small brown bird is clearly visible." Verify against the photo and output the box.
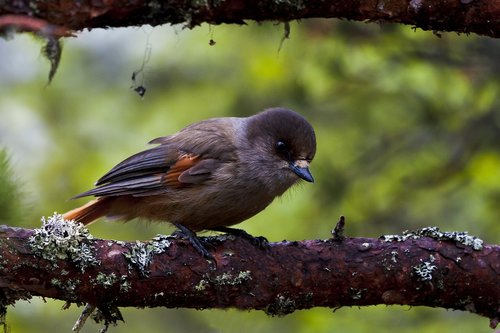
[63,108,316,257]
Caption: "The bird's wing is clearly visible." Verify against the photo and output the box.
[95,144,178,186]
[72,120,238,199]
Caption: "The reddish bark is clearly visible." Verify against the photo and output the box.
[0,0,499,38]
[0,220,498,328]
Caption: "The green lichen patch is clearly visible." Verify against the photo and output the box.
[122,235,172,276]
[50,277,81,301]
[92,272,131,293]
[150,234,173,254]
[119,276,131,293]
[265,294,296,316]
[91,304,123,333]
[413,255,438,282]
[94,273,118,289]
[213,270,252,286]
[381,226,484,251]
[194,270,252,292]
[123,241,153,275]
[194,279,209,291]
[28,213,100,271]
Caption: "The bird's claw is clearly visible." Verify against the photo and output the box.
[173,223,215,262]
[210,227,269,250]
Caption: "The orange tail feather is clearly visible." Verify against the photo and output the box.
[62,197,113,225]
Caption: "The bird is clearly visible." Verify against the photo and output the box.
[63,107,316,258]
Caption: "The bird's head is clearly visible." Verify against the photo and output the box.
[244,108,316,187]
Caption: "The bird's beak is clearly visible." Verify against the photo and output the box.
[289,160,314,183]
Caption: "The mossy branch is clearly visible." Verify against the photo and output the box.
[0,214,498,330]
[0,0,499,38]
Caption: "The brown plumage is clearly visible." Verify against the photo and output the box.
[63,108,316,255]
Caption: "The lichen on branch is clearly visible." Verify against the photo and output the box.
[0,214,498,331]
[0,0,499,38]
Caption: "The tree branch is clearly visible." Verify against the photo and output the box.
[0,215,498,329]
[0,0,499,38]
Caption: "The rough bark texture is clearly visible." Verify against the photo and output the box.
[0,216,498,328]
[0,0,499,38]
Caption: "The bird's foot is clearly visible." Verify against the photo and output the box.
[173,223,215,261]
[210,227,269,249]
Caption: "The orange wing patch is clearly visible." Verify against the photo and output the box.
[163,153,201,188]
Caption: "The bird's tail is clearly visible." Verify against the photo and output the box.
[62,197,113,225]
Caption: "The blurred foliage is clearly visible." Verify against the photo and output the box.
[0,18,498,332]
[0,150,23,224]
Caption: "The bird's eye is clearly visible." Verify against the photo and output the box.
[276,140,288,154]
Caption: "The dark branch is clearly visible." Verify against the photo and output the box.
[0,0,499,38]
[0,215,498,329]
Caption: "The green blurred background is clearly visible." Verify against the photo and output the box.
[0,19,498,332]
